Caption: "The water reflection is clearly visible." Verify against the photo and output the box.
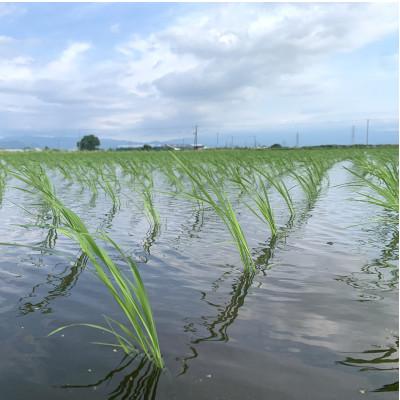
[59,354,161,400]
[18,252,88,315]
[336,229,399,298]
[38,227,58,250]
[254,235,278,268]
[178,269,256,375]
[177,233,279,375]
[18,203,118,315]
[337,335,398,393]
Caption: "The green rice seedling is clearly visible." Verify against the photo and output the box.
[244,176,277,237]
[172,153,255,272]
[98,173,121,210]
[253,166,296,220]
[140,172,161,230]
[162,162,185,193]
[11,167,164,368]
[345,156,399,214]
[142,185,161,230]
[291,159,329,207]
[0,165,6,205]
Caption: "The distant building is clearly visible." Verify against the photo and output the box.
[191,144,205,150]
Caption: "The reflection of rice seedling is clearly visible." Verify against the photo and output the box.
[172,154,255,272]
[11,167,163,368]
[59,353,161,399]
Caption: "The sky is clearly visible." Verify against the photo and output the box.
[0,2,398,146]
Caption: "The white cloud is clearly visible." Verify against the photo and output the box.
[45,42,91,78]
[0,3,397,140]
[0,36,14,45]
[0,4,25,18]
[110,23,120,34]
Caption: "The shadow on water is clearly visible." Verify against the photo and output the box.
[59,354,161,400]
[18,252,88,315]
[337,335,399,393]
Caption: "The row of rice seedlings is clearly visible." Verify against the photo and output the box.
[346,154,399,215]
[10,165,164,368]
[172,154,255,272]
[118,160,162,233]
[291,158,330,207]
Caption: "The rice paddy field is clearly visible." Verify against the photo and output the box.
[0,147,398,400]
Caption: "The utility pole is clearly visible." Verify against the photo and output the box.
[253,136,257,148]
[193,125,198,149]
[216,132,219,148]
[231,136,234,148]
[296,131,299,148]
[351,125,355,145]
[366,119,370,145]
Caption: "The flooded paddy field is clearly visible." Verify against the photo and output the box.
[0,148,398,400]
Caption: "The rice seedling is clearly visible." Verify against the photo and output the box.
[244,176,277,237]
[291,158,330,207]
[172,153,255,272]
[252,166,296,220]
[0,165,6,205]
[10,166,164,368]
[140,172,161,230]
[345,155,399,215]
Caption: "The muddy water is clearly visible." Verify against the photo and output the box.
[0,163,397,399]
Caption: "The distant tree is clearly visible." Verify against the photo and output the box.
[143,144,152,151]
[77,135,100,151]
[270,143,282,149]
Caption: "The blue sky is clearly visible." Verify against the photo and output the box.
[0,2,398,146]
